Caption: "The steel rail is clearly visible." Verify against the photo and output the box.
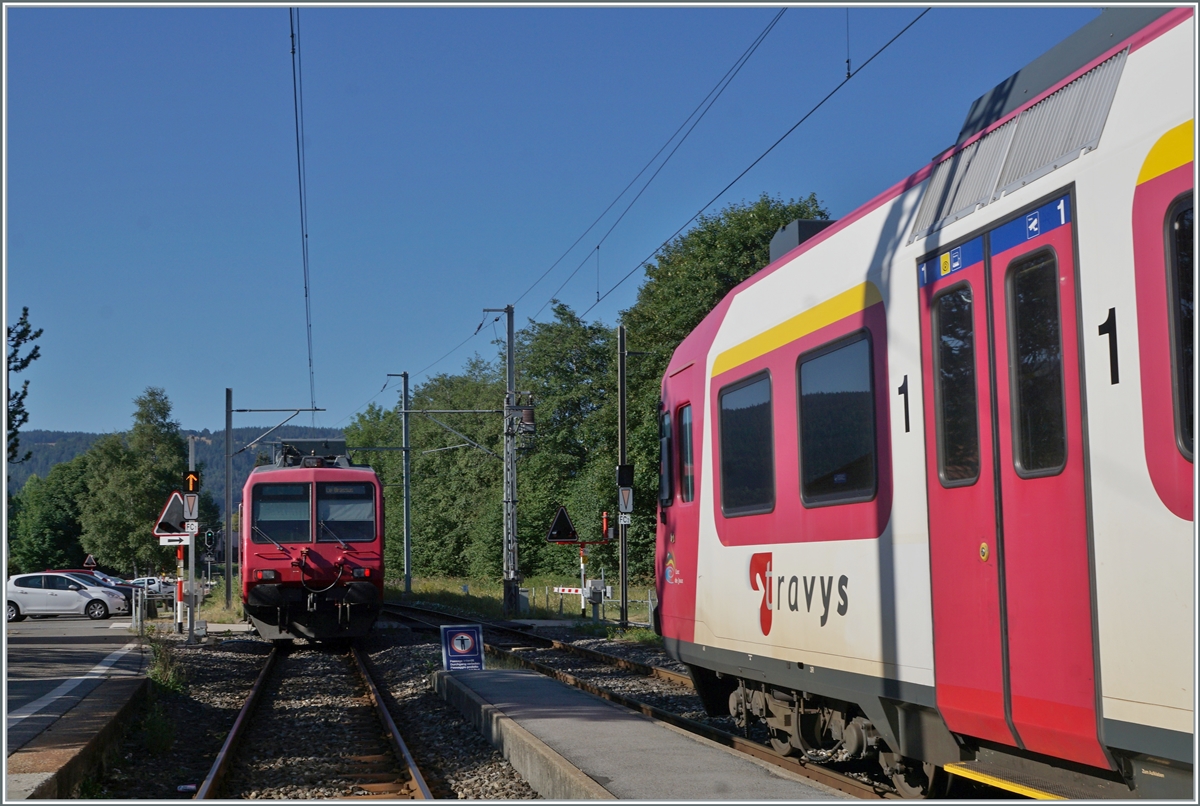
[195,644,283,799]
[382,602,694,688]
[350,645,433,799]
[481,643,899,800]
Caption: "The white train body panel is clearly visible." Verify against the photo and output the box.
[657,8,1194,796]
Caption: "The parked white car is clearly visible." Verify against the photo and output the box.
[129,577,170,595]
[7,572,129,621]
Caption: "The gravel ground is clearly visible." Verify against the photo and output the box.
[88,631,270,799]
[87,625,538,800]
[366,629,538,799]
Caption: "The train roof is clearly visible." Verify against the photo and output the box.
[247,437,376,474]
[664,7,1192,382]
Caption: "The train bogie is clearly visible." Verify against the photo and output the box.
[656,8,1193,798]
[241,440,384,641]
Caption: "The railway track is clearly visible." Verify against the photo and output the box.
[196,642,433,800]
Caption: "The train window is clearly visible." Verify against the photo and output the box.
[678,405,694,502]
[719,373,774,515]
[933,285,981,484]
[1008,251,1067,476]
[1168,196,1193,459]
[658,410,673,508]
[797,333,876,505]
[317,483,376,542]
[252,483,312,543]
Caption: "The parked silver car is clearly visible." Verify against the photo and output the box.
[7,572,129,621]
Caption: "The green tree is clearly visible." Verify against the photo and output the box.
[78,388,189,575]
[9,453,90,573]
[616,193,829,578]
[7,306,43,466]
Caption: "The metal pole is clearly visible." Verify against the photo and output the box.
[618,325,628,629]
[224,388,233,609]
[187,437,196,643]
[402,372,412,594]
[486,305,521,616]
[503,304,519,617]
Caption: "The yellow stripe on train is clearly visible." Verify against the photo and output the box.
[711,281,882,377]
[1137,119,1194,184]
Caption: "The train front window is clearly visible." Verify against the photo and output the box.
[317,483,376,542]
[252,483,311,543]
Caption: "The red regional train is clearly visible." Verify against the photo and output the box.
[241,439,384,641]
[655,8,1194,799]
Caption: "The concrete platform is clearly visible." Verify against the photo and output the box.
[433,669,850,800]
[5,677,147,799]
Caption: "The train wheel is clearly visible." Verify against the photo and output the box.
[891,761,947,799]
[769,731,796,757]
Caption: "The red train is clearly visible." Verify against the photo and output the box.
[240,439,384,641]
[656,8,1193,799]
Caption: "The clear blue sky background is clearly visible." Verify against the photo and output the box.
[5,5,1103,435]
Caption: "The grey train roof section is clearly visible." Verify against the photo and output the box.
[956,7,1177,146]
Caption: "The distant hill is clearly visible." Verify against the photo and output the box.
[7,426,345,517]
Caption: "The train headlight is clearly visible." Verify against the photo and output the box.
[352,567,371,578]
[255,569,280,581]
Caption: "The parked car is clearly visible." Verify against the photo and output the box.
[7,572,129,621]
[44,569,134,603]
[129,577,170,596]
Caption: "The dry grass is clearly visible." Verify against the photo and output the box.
[386,575,657,625]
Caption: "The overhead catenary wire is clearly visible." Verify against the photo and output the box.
[579,7,931,320]
[517,7,787,311]
[530,8,787,321]
[289,8,318,426]
[330,9,925,428]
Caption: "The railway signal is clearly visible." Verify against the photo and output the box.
[183,469,201,493]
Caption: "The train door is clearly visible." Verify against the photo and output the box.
[920,192,1111,770]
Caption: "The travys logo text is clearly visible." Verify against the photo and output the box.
[749,552,849,636]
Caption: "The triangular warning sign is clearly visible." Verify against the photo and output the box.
[83,554,97,568]
[545,506,578,543]
[154,491,189,537]
[618,487,633,513]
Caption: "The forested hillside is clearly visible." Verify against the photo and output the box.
[8,426,343,511]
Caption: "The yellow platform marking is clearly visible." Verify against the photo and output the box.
[1137,119,1194,185]
[944,762,1066,800]
[711,281,882,377]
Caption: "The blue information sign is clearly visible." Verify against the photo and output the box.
[440,624,485,671]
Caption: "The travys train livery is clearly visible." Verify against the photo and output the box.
[241,439,384,641]
[655,8,1194,799]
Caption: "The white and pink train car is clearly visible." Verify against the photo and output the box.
[655,8,1193,798]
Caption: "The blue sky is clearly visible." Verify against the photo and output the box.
[5,5,1103,435]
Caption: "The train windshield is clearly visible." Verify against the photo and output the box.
[252,484,312,543]
[316,483,376,543]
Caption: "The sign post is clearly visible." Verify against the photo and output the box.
[439,624,485,671]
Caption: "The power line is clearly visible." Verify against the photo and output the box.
[516,8,787,309]
[531,7,787,321]
[580,7,931,319]
[289,8,317,425]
